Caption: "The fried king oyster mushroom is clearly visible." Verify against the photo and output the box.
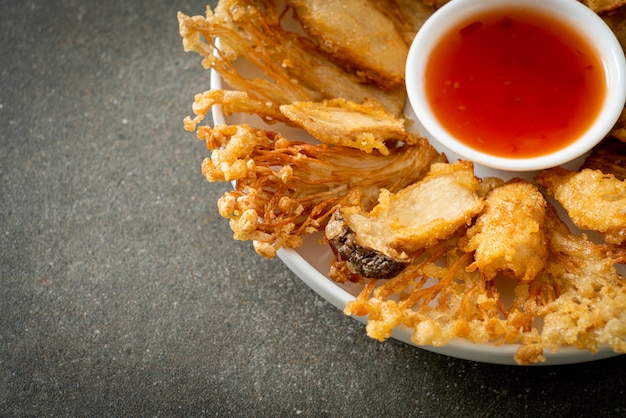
[326,161,484,280]
[461,178,549,282]
[536,166,626,245]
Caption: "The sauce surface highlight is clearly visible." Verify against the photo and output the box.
[424,8,606,158]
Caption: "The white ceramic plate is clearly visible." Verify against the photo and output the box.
[208,48,623,366]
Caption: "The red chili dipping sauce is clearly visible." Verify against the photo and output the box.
[424,8,606,158]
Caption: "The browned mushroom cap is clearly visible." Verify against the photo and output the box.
[326,210,410,280]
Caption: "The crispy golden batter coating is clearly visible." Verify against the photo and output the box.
[326,161,482,280]
[201,123,443,257]
[326,210,411,280]
[185,93,415,156]
[461,179,549,282]
[184,89,284,129]
[279,98,414,155]
[335,161,483,260]
[181,0,626,364]
[541,206,626,356]
[286,0,408,89]
[536,167,626,244]
[343,202,626,365]
[178,0,406,118]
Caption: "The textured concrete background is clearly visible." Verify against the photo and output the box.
[1,0,625,416]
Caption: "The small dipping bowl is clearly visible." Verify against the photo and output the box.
[406,0,626,171]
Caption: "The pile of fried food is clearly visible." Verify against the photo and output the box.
[178,0,626,364]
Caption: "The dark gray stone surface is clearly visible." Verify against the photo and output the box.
[1,0,625,416]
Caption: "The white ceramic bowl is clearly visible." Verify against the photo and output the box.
[406,0,626,171]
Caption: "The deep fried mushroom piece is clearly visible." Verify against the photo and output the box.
[461,179,549,282]
[201,124,444,257]
[279,98,414,155]
[541,204,626,355]
[327,161,484,273]
[326,210,410,279]
[286,0,409,89]
[184,90,285,128]
[178,0,407,118]
[180,0,626,365]
[537,167,626,244]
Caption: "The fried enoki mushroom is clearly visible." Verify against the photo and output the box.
[343,232,547,363]
[540,205,626,357]
[184,92,413,156]
[200,123,444,257]
[178,0,407,120]
[343,201,626,365]
[180,0,626,364]
[184,89,285,128]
